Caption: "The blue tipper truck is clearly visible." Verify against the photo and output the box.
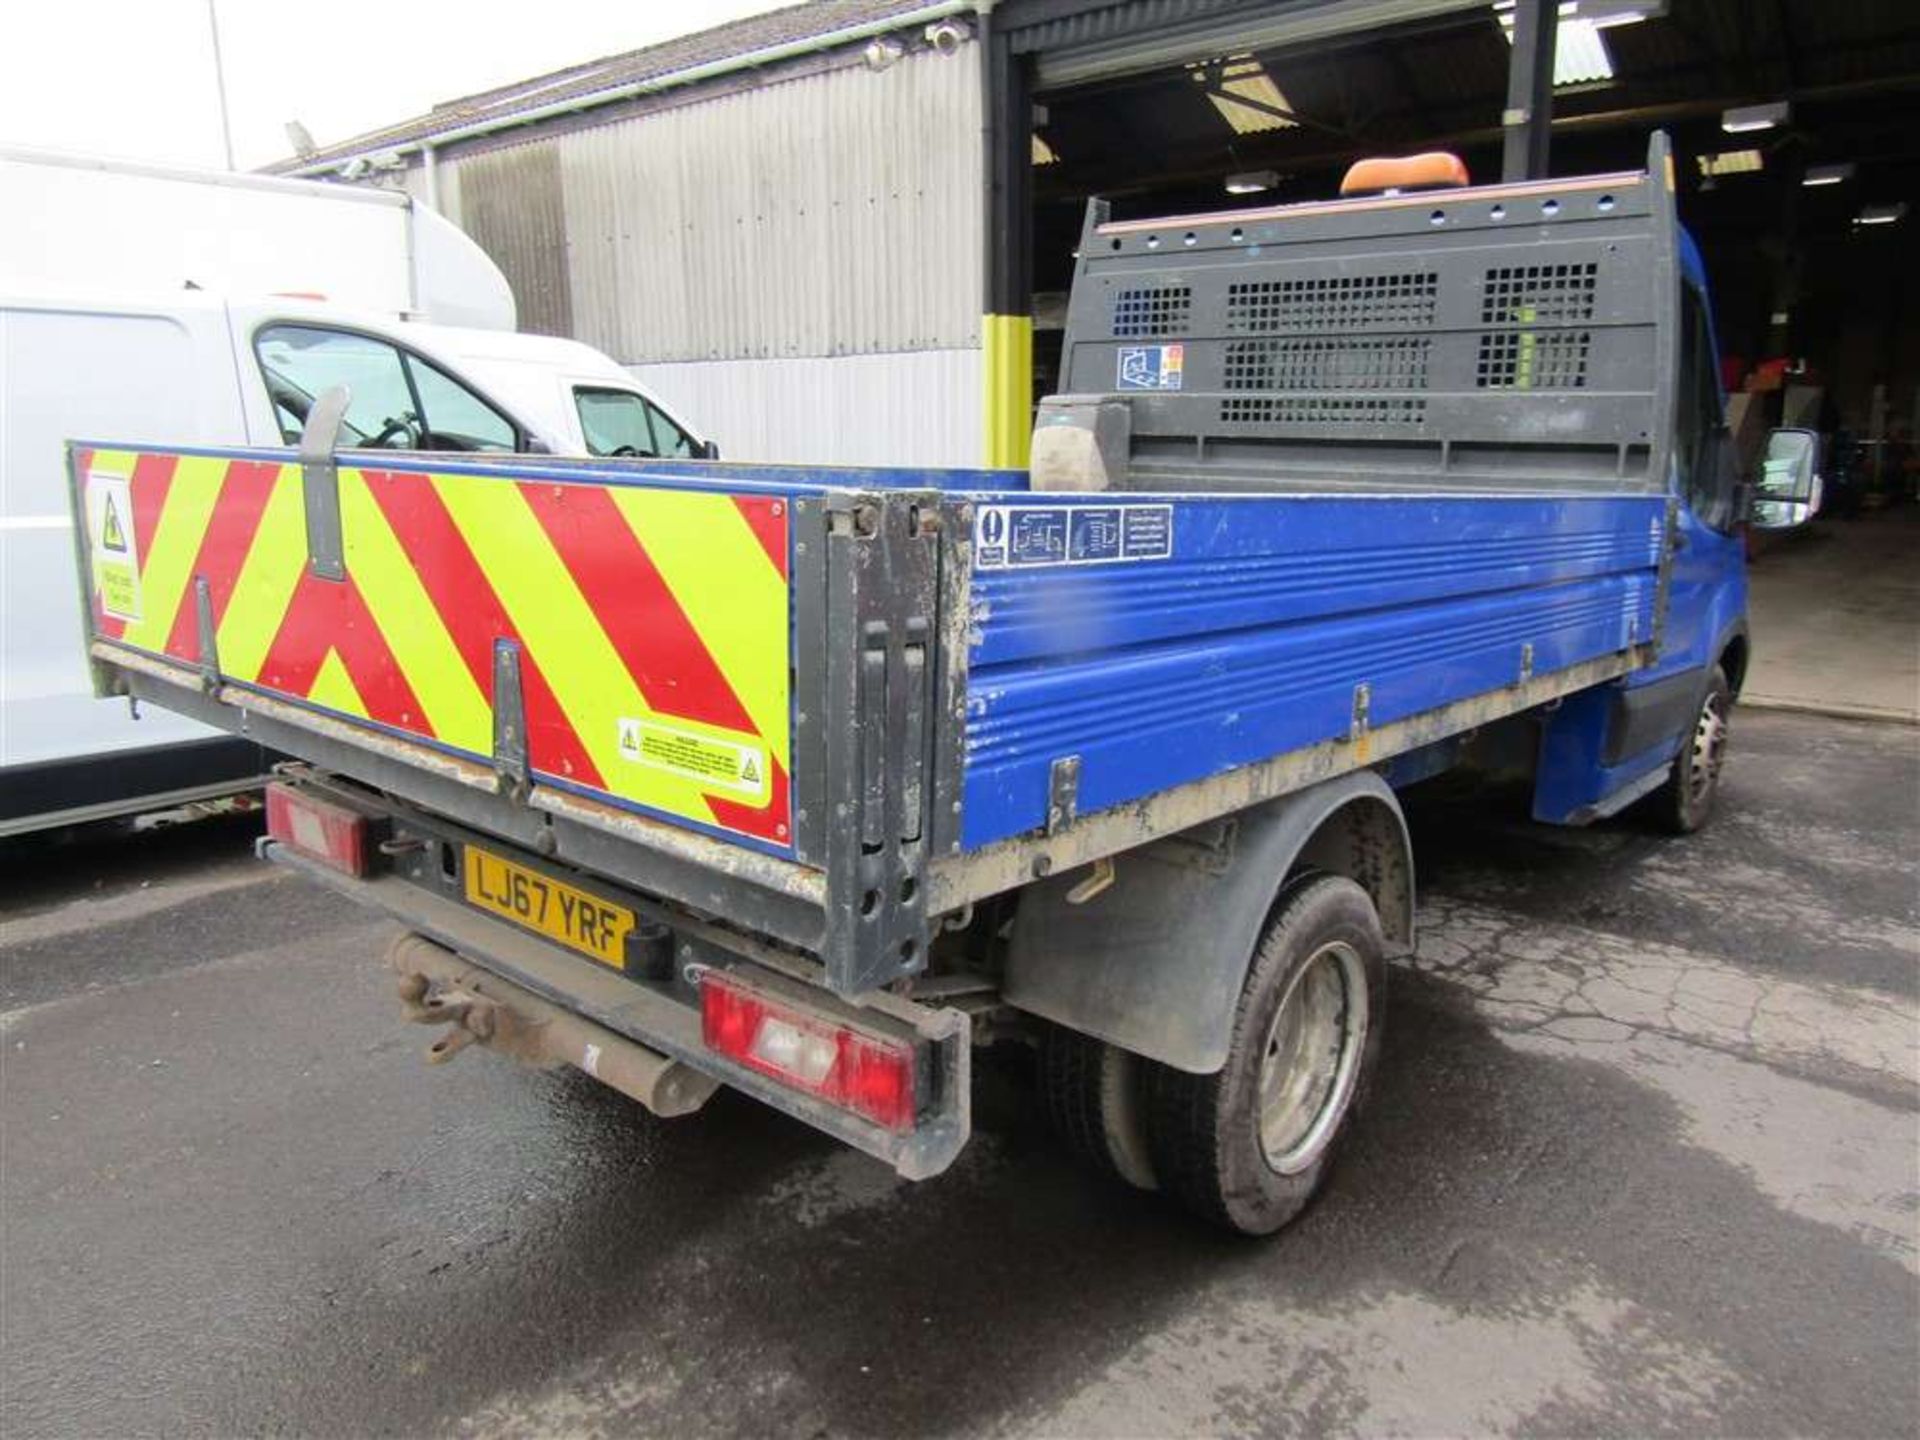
[68,135,1817,1233]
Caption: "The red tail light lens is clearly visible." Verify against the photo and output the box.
[700,972,917,1132]
[265,783,370,876]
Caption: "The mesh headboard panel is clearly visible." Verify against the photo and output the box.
[1053,141,1680,493]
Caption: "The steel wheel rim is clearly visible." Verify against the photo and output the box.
[1688,691,1728,806]
[1257,940,1370,1175]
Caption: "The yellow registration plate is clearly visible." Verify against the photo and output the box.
[463,846,636,970]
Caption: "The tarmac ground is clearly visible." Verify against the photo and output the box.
[2,707,1916,1437]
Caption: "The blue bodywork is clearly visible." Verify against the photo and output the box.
[957,489,1666,848]
[1531,229,1749,824]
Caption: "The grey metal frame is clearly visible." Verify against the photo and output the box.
[1053,134,1683,496]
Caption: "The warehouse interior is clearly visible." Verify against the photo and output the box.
[1010,0,1919,487]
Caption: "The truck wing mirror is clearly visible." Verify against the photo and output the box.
[698,439,720,461]
[1750,427,1821,530]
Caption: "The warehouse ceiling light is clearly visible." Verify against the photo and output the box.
[1225,170,1280,195]
[1190,54,1298,134]
[1493,4,1617,88]
[1697,149,1763,178]
[1856,202,1908,227]
[1722,102,1789,133]
[1802,163,1855,187]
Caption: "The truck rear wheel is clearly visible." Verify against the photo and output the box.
[1042,1026,1158,1191]
[1653,664,1731,834]
[1144,874,1385,1235]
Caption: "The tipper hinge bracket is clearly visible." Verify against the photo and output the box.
[1047,755,1081,835]
[300,385,351,582]
[193,575,221,692]
[492,639,530,797]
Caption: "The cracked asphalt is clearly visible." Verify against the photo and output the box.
[3,708,1916,1437]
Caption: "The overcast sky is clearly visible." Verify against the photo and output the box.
[0,0,790,171]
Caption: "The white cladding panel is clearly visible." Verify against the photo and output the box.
[443,43,982,365]
[632,349,981,468]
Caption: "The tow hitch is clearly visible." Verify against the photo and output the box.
[387,931,719,1118]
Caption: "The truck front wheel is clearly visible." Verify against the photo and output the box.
[1144,874,1385,1235]
[1653,664,1732,834]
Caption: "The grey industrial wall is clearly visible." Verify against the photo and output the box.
[421,42,985,467]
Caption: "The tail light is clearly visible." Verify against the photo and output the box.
[700,971,917,1132]
[265,782,371,876]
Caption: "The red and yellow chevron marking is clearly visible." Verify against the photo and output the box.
[74,447,793,848]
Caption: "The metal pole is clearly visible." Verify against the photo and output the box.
[1501,0,1557,182]
[980,16,1033,469]
[206,0,236,170]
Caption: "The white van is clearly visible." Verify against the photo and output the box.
[0,289,712,837]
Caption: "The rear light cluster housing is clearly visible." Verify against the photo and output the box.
[700,970,918,1132]
[265,782,374,876]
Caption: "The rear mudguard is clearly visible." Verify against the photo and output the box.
[1003,771,1413,1075]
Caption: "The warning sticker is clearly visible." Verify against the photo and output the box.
[973,503,1174,570]
[85,471,141,621]
[617,717,768,801]
[1117,343,1184,391]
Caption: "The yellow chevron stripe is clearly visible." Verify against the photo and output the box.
[306,648,365,715]
[338,469,490,751]
[216,466,308,684]
[433,474,719,821]
[119,456,226,653]
[609,490,790,772]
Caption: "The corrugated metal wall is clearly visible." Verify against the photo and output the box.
[435,42,984,464]
[440,44,981,362]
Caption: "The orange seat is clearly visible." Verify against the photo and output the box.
[1339,152,1471,196]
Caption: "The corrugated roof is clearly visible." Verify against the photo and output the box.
[267,0,940,173]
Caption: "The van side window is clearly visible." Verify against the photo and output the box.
[255,325,516,452]
[574,387,696,459]
[1673,290,1737,532]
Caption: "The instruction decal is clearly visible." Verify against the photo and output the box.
[617,716,768,801]
[1117,343,1184,391]
[973,504,1174,570]
[85,470,141,621]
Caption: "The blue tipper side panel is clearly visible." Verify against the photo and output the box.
[959,491,1666,850]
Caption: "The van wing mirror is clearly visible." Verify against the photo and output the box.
[698,439,720,461]
[1750,427,1821,530]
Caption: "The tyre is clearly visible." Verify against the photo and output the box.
[1652,664,1731,835]
[1144,874,1385,1236]
[1042,1025,1157,1191]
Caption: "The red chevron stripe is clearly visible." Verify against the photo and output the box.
[162,460,281,663]
[128,450,177,563]
[359,470,602,789]
[259,569,429,735]
[519,482,757,736]
[733,495,789,581]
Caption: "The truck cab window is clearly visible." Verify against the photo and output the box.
[1674,289,1737,532]
[574,387,696,459]
[256,325,516,453]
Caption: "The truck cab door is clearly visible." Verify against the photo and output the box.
[1661,281,1748,682]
